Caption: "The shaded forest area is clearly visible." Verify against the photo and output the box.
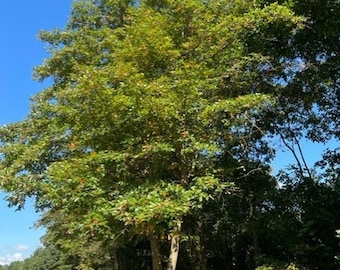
[0,0,339,269]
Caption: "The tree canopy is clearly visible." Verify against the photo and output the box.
[0,0,339,269]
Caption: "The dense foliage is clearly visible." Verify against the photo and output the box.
[0,0,339,269]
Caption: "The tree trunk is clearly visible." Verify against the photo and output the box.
[198,221,207,270]
[149,233,162,270]
[167,222,181,270]
[112,250,120,270]
[249,195,259,265]
[252,229,259,265]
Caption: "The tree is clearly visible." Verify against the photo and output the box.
[257,0,340,177]
[3,0,333,269]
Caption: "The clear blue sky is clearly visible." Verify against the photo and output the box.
[0,0,337,266]
[0,1,73,264]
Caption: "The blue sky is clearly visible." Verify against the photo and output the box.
[0,0,337,266]
[0,1,73,264]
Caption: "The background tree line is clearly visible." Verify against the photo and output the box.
[0,0,339,269]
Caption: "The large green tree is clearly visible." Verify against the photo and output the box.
[4,0,339,269]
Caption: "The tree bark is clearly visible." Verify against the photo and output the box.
[149,233,162,270]
[112,249,120,270]
[198,221,207,270]
[249,196,259,264]
[167,222,181,270]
